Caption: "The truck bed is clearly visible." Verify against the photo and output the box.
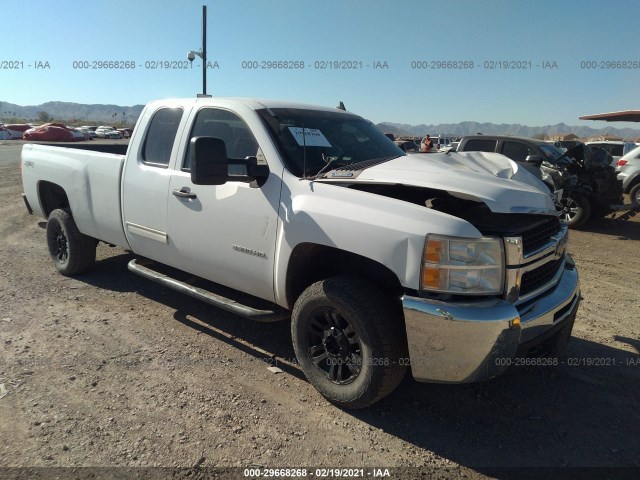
[21,144,129,249]
[38,142,129,156]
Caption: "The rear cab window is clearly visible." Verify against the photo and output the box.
[142,107,184,167]
[463,139,498,152]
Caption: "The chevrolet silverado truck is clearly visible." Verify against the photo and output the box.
[21,97,580,408]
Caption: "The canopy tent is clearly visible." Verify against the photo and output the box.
[579,110,640,122]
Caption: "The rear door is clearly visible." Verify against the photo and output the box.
[121,104,189,260]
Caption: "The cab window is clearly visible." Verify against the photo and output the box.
[142,108,183,167]
[183,108,259,170]
[501,141,535,162]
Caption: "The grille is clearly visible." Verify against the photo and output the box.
[520,217,562,256]
[520,257,564,297]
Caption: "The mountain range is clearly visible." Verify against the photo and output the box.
[377,121,640,140]
[2,101,640,139]
[0,101,144,125]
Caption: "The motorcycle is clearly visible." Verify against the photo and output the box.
[540,144,623,228]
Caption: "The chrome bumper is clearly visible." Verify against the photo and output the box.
[402,255,580,383]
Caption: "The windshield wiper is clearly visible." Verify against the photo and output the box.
[307,155,344,180]
[333,155,400,172]
[305,154,402,181]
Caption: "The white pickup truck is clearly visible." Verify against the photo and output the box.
[21,97,580,408]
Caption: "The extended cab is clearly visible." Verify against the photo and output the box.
[21,97,580,408]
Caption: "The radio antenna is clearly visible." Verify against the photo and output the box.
[302,123,307,178]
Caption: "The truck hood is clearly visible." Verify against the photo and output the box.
[327,151,557,215]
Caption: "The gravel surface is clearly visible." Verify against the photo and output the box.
[1,141,639,479]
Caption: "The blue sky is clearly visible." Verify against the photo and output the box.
[1,0,639,128]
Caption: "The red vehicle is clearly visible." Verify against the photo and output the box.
[23,123,76,142]
[118,128,133,138]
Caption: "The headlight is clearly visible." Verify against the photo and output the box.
[421,235,504,295]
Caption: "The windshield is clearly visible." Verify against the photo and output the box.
[257,108,405,177]
[539,143,564,161]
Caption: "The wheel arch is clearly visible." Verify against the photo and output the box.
[38,181,70,218]
[623,172,640,194]
[285,243,404,310]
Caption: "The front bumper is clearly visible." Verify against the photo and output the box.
[402,255,580,383]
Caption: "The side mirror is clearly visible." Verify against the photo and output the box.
[190,136,270,187]
[525,154,543,166]
[191,137,229,185]
[228,157,270,187]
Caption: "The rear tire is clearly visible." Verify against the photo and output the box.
[291,276,407,409]
[46,208,96,276]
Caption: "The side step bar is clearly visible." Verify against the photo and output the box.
[128,259,290,322]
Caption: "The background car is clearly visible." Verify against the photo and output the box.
[79,128,97,139]
[420,135,454,152]
[394,140,418,152]
[69,127,88,141]
[0,127,13,140]
[546,140,583,153]
[615,145,640,205]
[458,136,624,228]
[118,128,133,138]
[585,141,636,166]
[95,127,122,139]
[456,135,564,185]
[23,124,75,142]
[3,124,32,139]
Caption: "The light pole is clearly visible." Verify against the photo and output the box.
[187,5,208,96]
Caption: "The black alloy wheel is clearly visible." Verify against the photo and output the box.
[307,307,363,385]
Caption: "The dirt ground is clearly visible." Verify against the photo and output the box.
[0,141,639,479]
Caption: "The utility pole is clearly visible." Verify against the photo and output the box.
[202,5,207,96]
[187,5,209,96]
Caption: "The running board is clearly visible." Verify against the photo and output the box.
[127,259,289,322]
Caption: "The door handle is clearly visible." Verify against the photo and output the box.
[172,188,197,199]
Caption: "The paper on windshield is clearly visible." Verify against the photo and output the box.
[288,127,332,147]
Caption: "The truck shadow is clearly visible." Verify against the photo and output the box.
[578,215,640,239]
[80,250,640,473]
[351,337,640,473]
[78,250,302,379]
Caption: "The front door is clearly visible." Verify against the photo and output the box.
[166,107,282,302]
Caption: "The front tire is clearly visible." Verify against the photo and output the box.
[558,192,591,229]
[46,208,96,276]
[291,276,407,409]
